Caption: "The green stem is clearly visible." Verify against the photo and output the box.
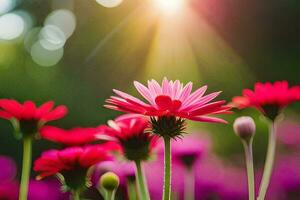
[135,160,150,200]
[19,137,32,200]
[72,190,80,200]
[127,180,137,200]
[163,137,171,200]
[184,169,195,200]
[257,122,277,200]
[106,190,116,200]
[242,139,255,200]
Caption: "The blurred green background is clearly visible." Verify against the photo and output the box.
[0,0,299,175]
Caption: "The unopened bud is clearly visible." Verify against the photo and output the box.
[233,116,256,141]
[99,172,120,191]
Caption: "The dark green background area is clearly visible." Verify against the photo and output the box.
[0,0,299,176]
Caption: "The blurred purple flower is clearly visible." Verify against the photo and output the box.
[268,155,300,200]
[0,155,19,200]
[144,154,185,200]
[0,156,17,183]
[28,179,69,200]
[195,156,247,200]
[277,121,300,148]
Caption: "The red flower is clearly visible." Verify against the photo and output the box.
[105,78,231,124]
[0,99,67,137]
[34,145,112,180]
[98,114,158,161]
[40,125,101,146]
[0,99,67,122]
[232,81,300,120]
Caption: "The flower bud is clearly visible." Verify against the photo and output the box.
[233,116,256,141]
[99,172,120,191]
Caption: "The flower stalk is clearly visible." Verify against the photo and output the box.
[257,122,277,200]
[72,190,80,200]
[184,169,195,200]
[163,137,171,200]
[19,136,32,200]
[242,139,255,200]
[135,160,150,200]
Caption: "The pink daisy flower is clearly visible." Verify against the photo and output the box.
[105,78,231,124]
[232,81,300,120]
[98,114,158,161]
[40,125,102,146]
[0,99,67,137]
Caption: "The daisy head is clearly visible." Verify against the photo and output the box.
[232,81,300,120]
[97,114,158,162]
[105,78,231,138]
[0,99,67,138]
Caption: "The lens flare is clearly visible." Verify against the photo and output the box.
[154,0,183,14]
[96,0,123,8]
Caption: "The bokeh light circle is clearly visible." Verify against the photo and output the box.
[0,12,25,40]
[39,25,66,50]
[44,9,76,39]
[0,0,16,15]
[96,0,123,8]
[30,42,64,67]
[24,27,41,53]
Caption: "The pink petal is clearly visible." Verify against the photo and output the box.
[181,85,207,108]
[172,80,181,99]
[187,116,228,124]
[189,101,226,116]
[182,92,222,112]
[148,79,162,96]
[179,82,193,102]
[134,81,155,105]
[162,77,171,96]
[113,89,150,107]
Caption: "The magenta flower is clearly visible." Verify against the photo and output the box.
[277,121,300,148]
[98,114,158,161]
[105,78,231,124]
[40,125,101,146]
[0,156,19,200]
[28,179,69,200]
[34,145,113,180]
[0,156,17,182]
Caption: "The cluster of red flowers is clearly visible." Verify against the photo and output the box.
[0,78,299,195]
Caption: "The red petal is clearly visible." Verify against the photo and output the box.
[0,110,13,119]
[155,95,172,110]
[171,100,182,111]
[0,99,22,118]
[21,101,37,120]
[35,101,54,119]
[41,105,68,122]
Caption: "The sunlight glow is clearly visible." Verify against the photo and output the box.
[154,0,184,15]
